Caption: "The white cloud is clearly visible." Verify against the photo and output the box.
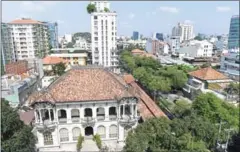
[120,21,132,28]
[159,6,179,13]
[57,20,65,24]
[184,20,194,24]
[216,6,231,12]
[128,13,135,19]
[20,1,58,13]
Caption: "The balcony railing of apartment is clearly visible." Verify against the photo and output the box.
[97,115,105,121]
[109,115,117,121]
[58,118,67,124]
[71,116,80,123]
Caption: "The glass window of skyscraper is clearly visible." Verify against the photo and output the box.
[132,31,139,40]
[228,15,239,49]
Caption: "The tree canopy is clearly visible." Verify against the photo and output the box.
[1,99,36,152]
[87,3,96,14]
[52,62,66,76]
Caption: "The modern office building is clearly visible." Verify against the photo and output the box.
[172,22,194,42]
[228,15,239,49]
[169,36,181,53]
[1,23,15,71]
[220,48,239,80]
[90,1,119,73]
[8,18,50,60]
[132,31,139,40]
[46,22,59,49]
[153,33,164,41]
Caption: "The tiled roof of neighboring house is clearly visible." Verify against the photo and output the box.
[43,56,67,65]
[28,66,134,104]
[139,53,155,58]
[19,110,34,125]
[131,49,145,54]
[188,67,229,80]
[123,74,166,119]
[9,19,43,24]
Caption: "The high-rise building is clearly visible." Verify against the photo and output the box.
[132,31,139,40]
[172,22,194,42]
[1,23,15,72]
[46,22,59,49]
[153,33,164,41]
[228,15,239,49]
[90,1,119,73]
[8,18,50,60]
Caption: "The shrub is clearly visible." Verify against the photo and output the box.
[93,134,102,149]
[76,134,84,152]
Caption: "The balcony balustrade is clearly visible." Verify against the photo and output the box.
[71,117,80,123]
[109,115,117,121]
[97,115,105,121]
[58,118,67,124]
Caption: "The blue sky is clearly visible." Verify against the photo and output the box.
[2,1,239,37]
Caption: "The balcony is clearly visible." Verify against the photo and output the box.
[35,120,57,131]
[97,115,105,121]
[119,115,137,126]
[81,117,96,127]
[109,115,117,121]
[109,133,118,138]
[72,117,80,123]
[58,118,67,124]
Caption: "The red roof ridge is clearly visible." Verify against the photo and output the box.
[188,67,228,80]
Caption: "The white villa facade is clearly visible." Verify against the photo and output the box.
[29,66,139,152]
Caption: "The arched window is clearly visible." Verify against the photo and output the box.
[43,132,53,145]
[36,110,40,122]
[71,109,80,122]
[109,107,117,120]
[58,109,67,123]
[96,107,105,121]
[97,125,106,138]
[72,127,81,141]
[59,128,69,142]
[109,125,118,138]
[84,108,92,117]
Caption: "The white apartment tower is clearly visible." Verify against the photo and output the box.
[8,18,50,60]
[172,22,194,42]
[90,1,119,73]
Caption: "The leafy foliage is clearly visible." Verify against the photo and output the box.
[52,62,66,76]
[1,99,36,152]
[87,3,96,14]
[93,134,102,149]
[194,36,203,41]
[104,7,110,12]
[76,134,84,151]
[66,42,74,48]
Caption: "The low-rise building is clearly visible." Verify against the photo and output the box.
[50,48,88,66]
[168,36,181,54]
[219,48,239,80]
[183,67,232,100]
[177,40,213,59]
[145,39,169,55]
[74,37,91,50]
[5,60,28,75]
[1,73,38,107]
[28,66,165,152]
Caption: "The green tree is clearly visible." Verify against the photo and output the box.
[104,7,110,12]
[52,62,66,76]
[66,42,74,48]
[87,3,96,14]
[1,99,36,152]
[194,36,203,41]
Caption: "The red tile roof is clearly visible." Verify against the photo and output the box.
[188,67,229,80]
[123,74,167,119]
[131,49,145,54]
[9,19,43,24]
[29,67,134,104]
[43,56,67,65]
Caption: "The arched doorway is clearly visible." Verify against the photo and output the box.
[85,126,93,136]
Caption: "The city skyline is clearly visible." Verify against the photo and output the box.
[2,1,239,36]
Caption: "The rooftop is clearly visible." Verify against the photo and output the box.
[28,66,134,104]
[9,18,43,24]
[43,56,67,65]
[188,67,229,80]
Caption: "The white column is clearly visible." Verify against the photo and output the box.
[34,110,38,123]
[123,105,125,117]
[48,109,51,122]
[67,108,71,123]
[118,105,121,118]
[56,109,59,123]
[39,109,43,123]
[135,105,137,117]
[92,107,96,118]
[105,125,109,139]
[105,106,109,121]
[80,107,84,121]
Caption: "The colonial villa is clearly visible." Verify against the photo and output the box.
[183,67,233,100]
[28,66,165,152]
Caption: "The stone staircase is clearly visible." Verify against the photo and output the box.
[81,136,99,152]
